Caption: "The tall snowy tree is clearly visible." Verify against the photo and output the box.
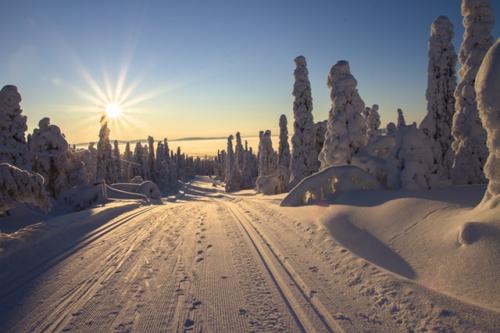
[475,39,500,207]
[132,142,147,179]
[258,130,276,177]
[319,60,367,168]
[96,115,116,183]
[397,108,406,129]
[112,140,122,183]
[155,140,170,190]
[365,104,381,143]
[419,16,457,181]
[387,124,435,190]
[85,142,98,183]
[278,115,290,169]
[30,118,71,197]
[0,85,30,170]
[224,134,240,192]
[451,0,494,185]
[289,56,318,187]
[147,136,156,182]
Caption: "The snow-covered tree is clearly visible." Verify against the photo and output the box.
[278,115,290,169]
[147,136,156,182]
[397,108,406,129]
[132,142,147,179]
[387,124,435,190]
[96,116,116,184]
[30,118,71,197]
[366,104,381,143]
[235,132,245,173]
[451,0,494,185]
[0,85,30,169]
[319,60,367,169]
[314,120,327,158]
[112,140,122,183]
[290,56,319,186]
[85,142,98,183]
[419,16,457,182]
[475,39,500,207]
[258,130,275,177]
[224,134,240,192]
[0,163,51,214]
[155,140,170,190]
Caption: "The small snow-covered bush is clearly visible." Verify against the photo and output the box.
[60,183,106,211]
[111,181,161,200]
[281,165,381,207]
[0,163,51,213]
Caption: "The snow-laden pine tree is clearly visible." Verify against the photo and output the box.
[0,85,31,170]
[147,136,156,182]
[30,118,71,197]
[85,142,98,183]
[132,142,147,179]
[96,116,116,183]
[475,39,500,207]
[155,140,170,190]
[397,108,406,129]
[451,0,494,185]
[112,140,122,183]
[290,56,318,186]
[278,115,290,169]
[366,104,381,143]
[224,135,240,192]
[122,142,133,181]
[314,120,327,159]
[319,61,367,168]
[419,16,457,182]
[258,130,276,177]
[235,132,245,173]
[387,124,435,190]
[0,163,51,214]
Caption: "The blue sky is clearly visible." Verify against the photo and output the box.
[0,0,498,143]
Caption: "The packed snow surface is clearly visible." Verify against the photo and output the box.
[1,177,499,332]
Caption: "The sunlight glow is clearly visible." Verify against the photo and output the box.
[105,102,122,118]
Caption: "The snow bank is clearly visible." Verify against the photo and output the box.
[0,163,50,214]
[475,39,500,208]
[281,165,381,207]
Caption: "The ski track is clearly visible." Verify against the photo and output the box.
[1,179,500,333]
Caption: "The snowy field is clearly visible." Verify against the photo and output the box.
[1,177,499,333]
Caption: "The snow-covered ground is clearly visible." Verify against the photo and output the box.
[1,177,499,332]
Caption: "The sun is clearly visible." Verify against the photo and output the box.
[105,102,122,118]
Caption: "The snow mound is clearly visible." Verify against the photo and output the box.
[111,181,161,200]
[281,165,381,207]
[60,184,106,211]
[320,185,500,310]
[0,163,50,214]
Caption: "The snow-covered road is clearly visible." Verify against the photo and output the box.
[1,178,499,332]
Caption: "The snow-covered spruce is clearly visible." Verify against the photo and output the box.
[224,135,240,192]
[278,115,290,169]
[147,136,156,183]
[0,85,31,170]
[132,142,147,180]
[112,140,122,183]
[314,120,327,159]
[387,124,435,190]
[256,130,287,194]
[451,0,494,185]
[365,104,381,144]
[319,60,367,169]
[96,116,118,184]
[0,163,51,214]
[475,39,500,207]
[289,56,319,187]
[420,16,457,182]
[397,108,406,129]
[155,140,170,190]
[30,117,74,197]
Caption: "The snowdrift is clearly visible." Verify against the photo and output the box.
[320,185,500,311]
[110,181,161,200]
[281,165,381,207]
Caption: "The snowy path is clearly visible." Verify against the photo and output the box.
[1,178,499,332]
